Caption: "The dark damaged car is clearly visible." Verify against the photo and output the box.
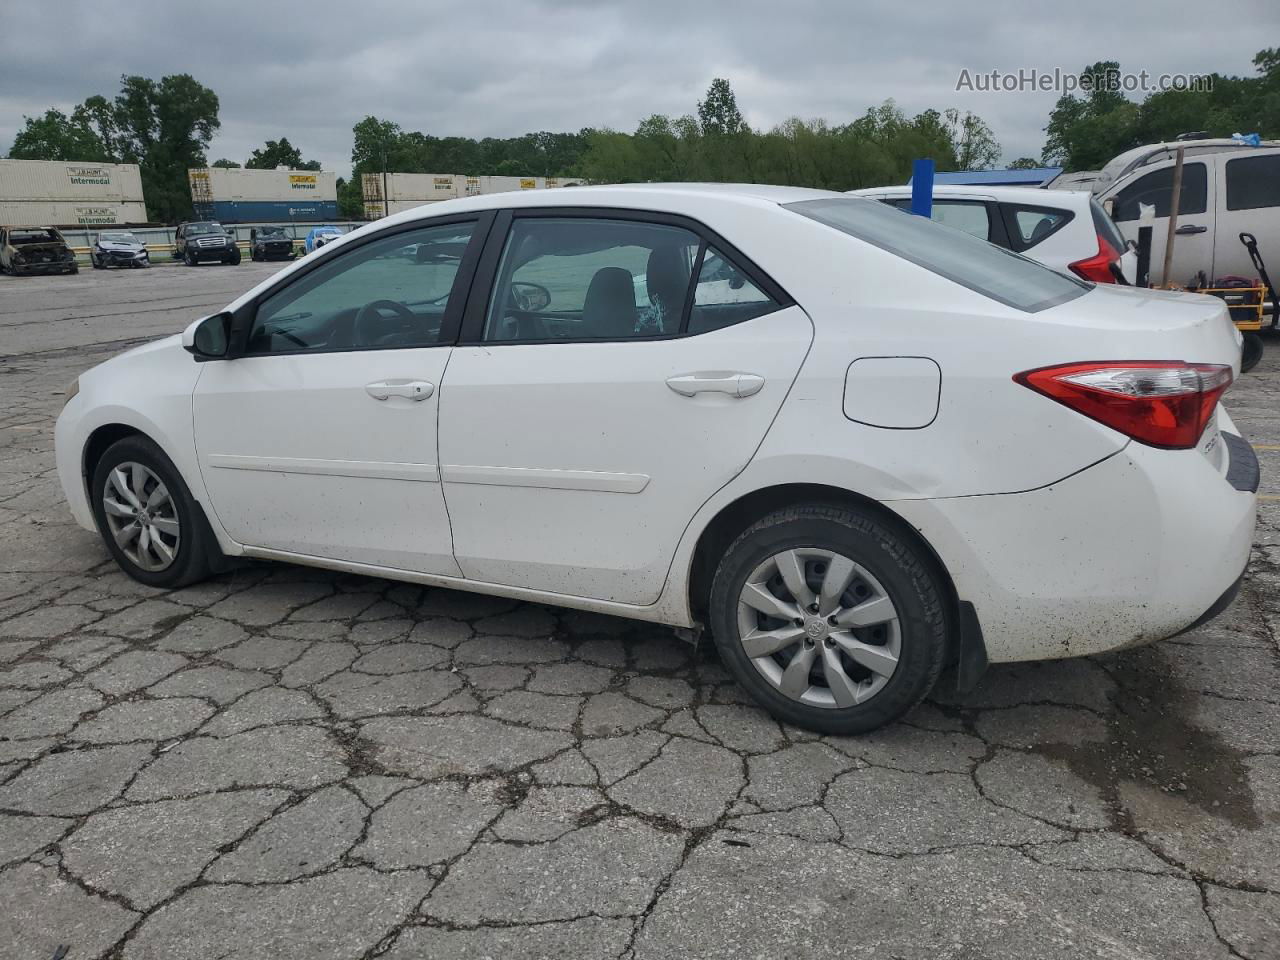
[91,231,150,269]
[250,225,296,261]
[1,226,79,276]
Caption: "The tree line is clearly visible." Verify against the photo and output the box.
[6,49,1278,223]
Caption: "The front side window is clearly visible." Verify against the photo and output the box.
[787,197,1086,313]
[247,221,475,354]
[483,218,700,342]
[1225,154,1280,211]
[1112,163,1208,221]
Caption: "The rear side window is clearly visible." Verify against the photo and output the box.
[1000,204,1074,252]
[1112,163,1208,221]
[1225,155,1280,211]
[786,197,1087,313]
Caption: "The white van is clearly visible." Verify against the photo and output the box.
[1092,141,1280,286]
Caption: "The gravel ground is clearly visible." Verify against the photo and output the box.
[1,262,1278,959]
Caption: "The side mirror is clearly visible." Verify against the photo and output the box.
[183,312,232,361]
[510,281,552,312]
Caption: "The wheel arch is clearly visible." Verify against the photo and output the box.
[685,483,961,645]
[83,422,149,490]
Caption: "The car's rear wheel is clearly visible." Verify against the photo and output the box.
[90,436,215,589]
[1242,332,1263,373]
[709,502,948,734]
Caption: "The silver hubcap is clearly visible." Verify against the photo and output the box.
[102,462,180,572]
[736,548,901,709]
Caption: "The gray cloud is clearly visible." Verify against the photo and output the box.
[2,0,1275,179]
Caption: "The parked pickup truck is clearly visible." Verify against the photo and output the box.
[174,221,241,266]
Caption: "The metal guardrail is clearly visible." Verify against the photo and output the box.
[60,221,369,263]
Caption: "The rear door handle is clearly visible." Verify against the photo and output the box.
[1175,224,1207,235]
[666,372,765,398]
[365,379,434,401]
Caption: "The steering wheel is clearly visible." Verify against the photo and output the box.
[353,299,417,347]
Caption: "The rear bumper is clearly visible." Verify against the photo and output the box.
[888,408,1256,663]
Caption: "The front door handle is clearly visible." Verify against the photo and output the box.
[1175,224,1207,235]
[666,372,765,398]
[365,379,434,401]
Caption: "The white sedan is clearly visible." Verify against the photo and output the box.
[54,184,1256,733]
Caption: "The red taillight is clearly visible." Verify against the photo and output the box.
[1014,361,1232,449]
[1069,233,1122,283]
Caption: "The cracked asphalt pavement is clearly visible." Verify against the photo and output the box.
[1,263,1278,959]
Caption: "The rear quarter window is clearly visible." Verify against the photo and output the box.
[786,197,1087,313]
[999,204,1075,253]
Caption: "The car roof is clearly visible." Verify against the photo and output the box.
[847,184,1091,207]
[373,182,845,230]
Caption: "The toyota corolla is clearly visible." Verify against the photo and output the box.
[54,184,1257,733]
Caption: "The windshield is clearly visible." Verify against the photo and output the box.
[9,229,63,245]
[99,232,137,243]
[259,227,287,238]
[186,223,223,236]
[785,197,1087,313]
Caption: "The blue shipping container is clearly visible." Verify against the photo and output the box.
[193,199,339,223]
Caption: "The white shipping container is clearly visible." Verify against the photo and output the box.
[0,200,148,227]
[0,159,145,203]
[384,199,452,216]
[188,167,337,203]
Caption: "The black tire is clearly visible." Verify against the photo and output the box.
[708,502,948,735]
[90,435,216,589]
[69,264,79,274]
[185,250,198,266]
[1242,332,1263,373]
[226,249,241,265]
[91,255,103,270]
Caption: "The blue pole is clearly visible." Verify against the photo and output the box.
[911,157,934,218]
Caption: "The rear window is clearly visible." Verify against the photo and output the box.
[1225,154,1280,211]
[786,197,1087,313]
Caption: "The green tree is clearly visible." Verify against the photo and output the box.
[943,108,1001,170]
[246,136,321,170]
[698,78,747,136]
[7,108,110,161]
[1007,157,1042,169]
[211,158,240,168]
[9,74,220,221]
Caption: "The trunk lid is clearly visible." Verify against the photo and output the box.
[1035,284,1241,376]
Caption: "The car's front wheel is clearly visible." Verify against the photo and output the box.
[90,436,215,589]
[709,503,948,735]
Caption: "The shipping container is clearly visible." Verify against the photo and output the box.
[360,171,584,218]
[188,167,338,222]
[0,159,145,203]
[0,201,149,227]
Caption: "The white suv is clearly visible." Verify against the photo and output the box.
[848,184,1137,284]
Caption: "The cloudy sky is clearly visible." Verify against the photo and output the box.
[2,0,1275,178]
